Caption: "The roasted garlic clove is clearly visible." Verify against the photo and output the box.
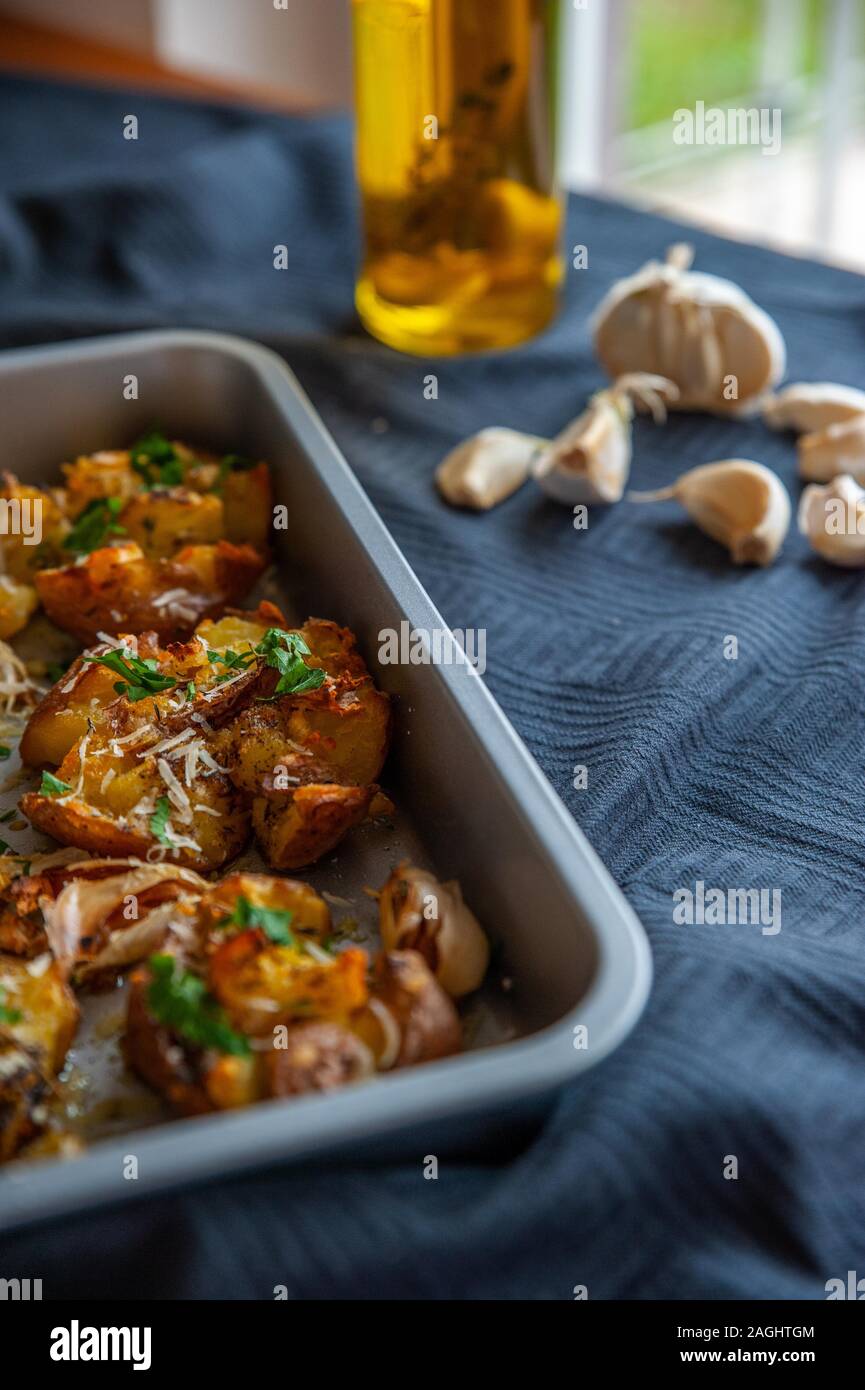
[378,862,489,999]
[592,244,786,415]
[436,427,543,511]
[798,474,865,567]
[798,415,865,483]
[533,373,678,506]
[763,382,865,434]
[630,459,791,566]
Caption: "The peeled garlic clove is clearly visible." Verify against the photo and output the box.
[798,474,865,567]
[630,459,790,566]
[533,373,678,506]
[763,382,865,434]
[798,415,865,483]
[436,426,543,510]
[592,244,785,415]
[378,862,489,999]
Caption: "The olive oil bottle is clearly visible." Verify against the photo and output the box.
[352,0,563,355]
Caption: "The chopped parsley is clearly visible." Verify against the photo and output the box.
[205,646,257,684]
[46,660,71,684]
[0,986,22,1027]
[63,496,126,554]
[255,628,326,699]
[129,430,185,489]
[0,746,10,761]
[149,796,173,846]
[40,771,72,796]
[224,895,296,947]
[83,647,177,702]
[147,954,249,1056]
[186,681,196,702]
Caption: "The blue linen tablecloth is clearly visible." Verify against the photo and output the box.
[1,74,864,1299]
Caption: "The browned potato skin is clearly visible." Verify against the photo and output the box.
[35,539,266,643]
[20,651,120,768]
[265,1022,371,1096]
[227,619,391,870]
[125,967,212,1116]
[21,767,249,873]
[252,782,376,871]
[359,950,462,1067]
[0,475,69,579]
[0,956,79,1162]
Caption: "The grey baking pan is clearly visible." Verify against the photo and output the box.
[0,329,651,1231]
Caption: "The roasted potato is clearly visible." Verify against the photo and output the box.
[21,733,250,872]
[354,950,462,1068]
[118,487,224,559]
[197,871,331,944]
[0,954,79,1161]
[208,930,368,1037]
[35,539,266,643]
[0,576,38,639]
[226,619,390,870]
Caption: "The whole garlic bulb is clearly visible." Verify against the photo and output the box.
[798,474,865,567]
[630,459,791,566]
[592,244,786,415]
[763,382,865,434]
[378,863,489,999]
[436,427,544,510]
[532,373,678,506]
[798,415,865,483]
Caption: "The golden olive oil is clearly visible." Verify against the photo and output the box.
[352,0,563,355]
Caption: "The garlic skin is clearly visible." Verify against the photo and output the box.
[533,373,678,506]
[378,863,489,999]
[798,474,865,567]
[763,382,865,434]
[630,459,791,566]
[436,427,543,510]
[798,415,865,483]
[592,244,786,415]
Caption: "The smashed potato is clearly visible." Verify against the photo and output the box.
[20,606,390,872]
[36,538,266,643]
[0,954,79,1162]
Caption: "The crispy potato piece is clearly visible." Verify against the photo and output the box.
[60,451,143,518]
[354,950,462,1068]
[0,475,69,580]
[21,753,249,873]
[20,647,121,768]
[125,966,213,1116]
[252,782,375,871]
[0,955,79,1162]
[195,600,287,654]
[221,463,272,551]
[208,929,368,1037]
[0,576,38,639]
[225,619,390,870]
[35,539,266,643]
[119,487,224,558]
[197,871,331,943]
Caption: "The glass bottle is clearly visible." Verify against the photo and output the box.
[352,0,564,355]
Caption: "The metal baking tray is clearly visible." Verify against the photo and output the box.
[0,330,651,1231]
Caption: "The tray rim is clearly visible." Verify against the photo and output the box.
[0,328,652,1231]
